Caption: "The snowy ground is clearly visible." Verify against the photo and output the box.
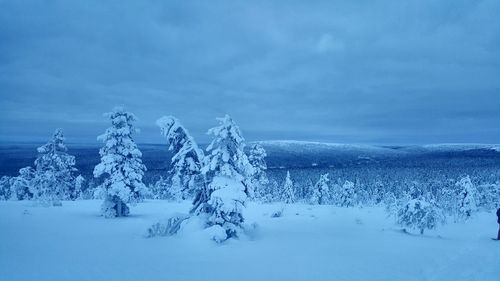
[0,200,498,281]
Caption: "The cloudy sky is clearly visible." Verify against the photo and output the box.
[1,0,499,144]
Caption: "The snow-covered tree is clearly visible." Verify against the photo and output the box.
[193,115,254,241]
[455,175,478,221]
[311,173,330,205]
[30,129,79,205]
[156,116,205,200]
[396,195,445,235]
[0,176,12,200]
[150,176,181,200]
[74,175,85,200]
[477,183,500,211]
[247,144,269,199]
[11,167,35,200]
[93,107,148,218]
[338,180,356,207]
[280,171,295,204]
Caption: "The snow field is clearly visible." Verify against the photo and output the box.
[1,200,498,281]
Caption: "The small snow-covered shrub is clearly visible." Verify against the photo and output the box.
[11,167,35,200]
[271,205,285,218]
[396,197,445,235]
[147,214,190,238]
[101,195,130,218]
[205,225,228,243]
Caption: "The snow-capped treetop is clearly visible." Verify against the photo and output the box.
[156,116,203,158]
[37,128,67,154]
[94,107,147,205]
[202,115,254,183]
[35,128,76,174]
[248,144,267,172]
[156,115,205,199]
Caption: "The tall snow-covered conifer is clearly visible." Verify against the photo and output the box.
[93,107,147,218]
[248,144,269,199]
[31,129,79,206]
[281,171,295,204]
[193,115,254,242]
[311,173,330,205]
[156,116,205,200]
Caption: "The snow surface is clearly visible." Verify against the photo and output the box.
[0,200,499,281]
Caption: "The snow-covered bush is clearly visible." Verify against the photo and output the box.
[150,176,177,200]
[311,173,330,205]
[30,129,79,205]
[280,171,295,204]
[11,167,35,200]
[248,144,269,199]
[156,116,205,200]
[396,196,445,235]
[338,180,356,207]
[192,115,254,242]
[437,185,458,216]
[146,214,190,238]
[93,107,148,218]
[0,176,12,200]
[476,183,500,211]
[455,175,478,221]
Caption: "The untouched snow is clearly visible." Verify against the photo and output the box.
[0,200,499,281]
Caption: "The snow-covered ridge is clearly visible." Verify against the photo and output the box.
[253,140,397,153]
[421,143,500,152]
[253,140,500,154]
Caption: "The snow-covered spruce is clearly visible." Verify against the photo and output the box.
[280,171,295,204]
[192,115,254,242]
[338,180,356,207]
[396,195,445,235]
[247,144,269,199]
[311,173,330,205]
[30,129,80,206]
[455,175,478,221]
[93,107,148,218]
[156,116,205,200]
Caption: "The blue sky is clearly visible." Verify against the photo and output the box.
[1,0,499,144]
